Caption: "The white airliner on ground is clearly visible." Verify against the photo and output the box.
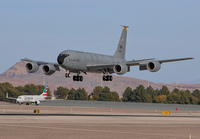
[6,83,49,105]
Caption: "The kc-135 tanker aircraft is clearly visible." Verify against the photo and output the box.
[21,26,193,82]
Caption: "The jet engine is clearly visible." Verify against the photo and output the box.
[42,64,56,75]
[25,62,39,73]
[113,64,128,75]
[147,61,161,72]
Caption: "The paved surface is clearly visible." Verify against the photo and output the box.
[0,102,200,139]
[42,99,200,111]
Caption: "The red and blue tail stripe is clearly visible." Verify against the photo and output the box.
[41,82,48,99]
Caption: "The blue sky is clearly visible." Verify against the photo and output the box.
[0,0,199,84]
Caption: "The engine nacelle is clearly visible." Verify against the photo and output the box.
[25,62,39,73]
[147,61,161,72]
[42,64,56,75]
[113,64,128,75]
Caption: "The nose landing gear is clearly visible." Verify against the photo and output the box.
[65,70,71,78]
[65,73,71,78]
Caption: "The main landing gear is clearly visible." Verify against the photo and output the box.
[65,70,83,82]
[103,75,113,81]
[73,75,83,81]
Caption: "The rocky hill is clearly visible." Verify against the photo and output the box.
[0,61,200,96]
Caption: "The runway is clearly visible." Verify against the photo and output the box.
[1,113,200,118]
[42,99,200,111]
[0,102,200,139]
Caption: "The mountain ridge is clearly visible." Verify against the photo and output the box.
[0,61,200,96]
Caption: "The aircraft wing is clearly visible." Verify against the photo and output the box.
[86,58,156,70]
[21,59,60,71]
[87,57,193,70]
[126,57,194,66]
[156,57,194,63]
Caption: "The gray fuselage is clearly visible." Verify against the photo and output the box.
[58,50,125,73]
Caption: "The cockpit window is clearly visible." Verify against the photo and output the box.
[60,54,70,57]
[17,97,21,99]
[57,53,70,64]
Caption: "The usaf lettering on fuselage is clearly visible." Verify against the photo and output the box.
[69,59,80,62]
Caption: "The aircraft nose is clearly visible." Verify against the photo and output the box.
[57,54,67,64]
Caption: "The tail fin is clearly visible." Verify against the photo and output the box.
[113,25,128,59]
[40,82,48,99]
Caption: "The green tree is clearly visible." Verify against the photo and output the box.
[54,86,69,99]
[99,86,111,101]
[24,84,40,95]
[166,90,198,104]
[98,86,120,101]
[75,88,88,100]
[67,88,76,100]
[179,90,190,104]
[90,86,103,100]
[172,88,179,93]
[133,85,152,102]
[155,95,167,103]
[192,89,200,104]
[0,82,20,102]
[15,86,25,95]
[167,92,180,104]
[122,87,133,102]
[160,86,170,96]
[146,86,156,102]
[0,92,5,101]
[111,91,121,102]
[179,90,198,104]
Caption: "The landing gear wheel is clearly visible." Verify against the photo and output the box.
[65,73,71,78]
[109,76,113,81]
[73,75,83,82]
[73,75,77,81]
[80,76,83,81]
[103,75,106,81]
[102,75,113,81]
[76,76,80,81]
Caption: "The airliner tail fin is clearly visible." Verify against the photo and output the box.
[40,82,48,99]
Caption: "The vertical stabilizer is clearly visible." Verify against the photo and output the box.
[113,25,128,59]
[40,82,48,99]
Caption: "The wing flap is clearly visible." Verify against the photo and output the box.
[126,58,156,66]
[86,63,115,70]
